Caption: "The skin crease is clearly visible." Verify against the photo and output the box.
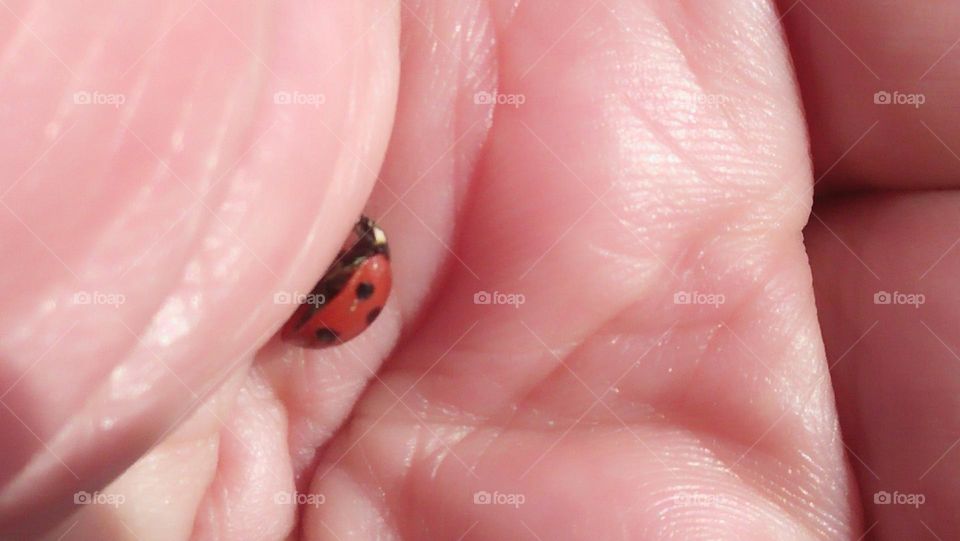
[0,0,955,540]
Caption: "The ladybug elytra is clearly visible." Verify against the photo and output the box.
[281,215,391,348]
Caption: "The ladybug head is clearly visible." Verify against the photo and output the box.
[353,215,390,258]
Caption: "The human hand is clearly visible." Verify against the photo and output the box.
[0,1,956,539]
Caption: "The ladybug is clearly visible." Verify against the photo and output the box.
[281,215,391,348]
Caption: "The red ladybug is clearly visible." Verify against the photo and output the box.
[281,215,391,348]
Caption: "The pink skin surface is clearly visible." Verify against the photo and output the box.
[0,0,955,539]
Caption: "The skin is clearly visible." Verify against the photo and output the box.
[0,0,955,539]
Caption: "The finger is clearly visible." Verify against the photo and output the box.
[0,0,398,534]
[44,368,247,541]
[779,0,960,191]
[248,0,499,494]
[807,192,960,540]
[306,0,859,538]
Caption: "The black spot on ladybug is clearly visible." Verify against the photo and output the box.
[356,282,375,300]
[366,307,382,325]
[315,328,338,343]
